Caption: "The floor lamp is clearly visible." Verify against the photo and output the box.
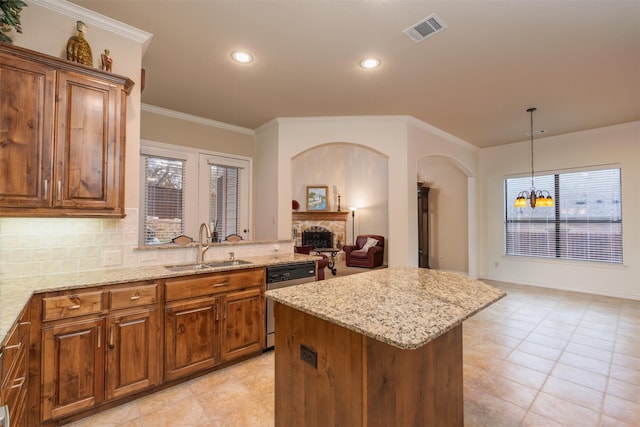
[349,207,357,244]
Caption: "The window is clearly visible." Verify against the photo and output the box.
[505,167,622,263]
[140,141,251,246]
[141,154,185,245]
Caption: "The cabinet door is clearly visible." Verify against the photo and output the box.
[55,71,120,211]
[41,318,104,421]
[164,297,221,381]
[0,53,55,208]
[222,287,264,361]
[105,308,161,400]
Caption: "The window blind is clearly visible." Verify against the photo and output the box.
[208,163,240,239]
[143,155,185,244]
[505,168,622,263]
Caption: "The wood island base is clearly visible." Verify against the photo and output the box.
[274,302,463,427]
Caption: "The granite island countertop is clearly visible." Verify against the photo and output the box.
[266,267,506,350]
[0,253,320,343]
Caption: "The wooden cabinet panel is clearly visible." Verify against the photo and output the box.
[164,297,221,381]
[0,53,55,208]
[222,287,264,361]
[165,268,264,302]
[42,291,104,321]
[105,308,161,400]
[55,71,120,211]
[109,284,157,310]
[41,318,104,421]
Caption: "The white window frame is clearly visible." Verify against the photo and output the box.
[139,140,252,245]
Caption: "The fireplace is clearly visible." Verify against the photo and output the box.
[302,227,333,249]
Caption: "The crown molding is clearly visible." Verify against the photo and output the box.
[141,104,255,136]
[28,0,153,48]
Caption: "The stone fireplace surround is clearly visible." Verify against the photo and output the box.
[292,211,348,258]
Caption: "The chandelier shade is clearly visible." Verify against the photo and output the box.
[513,107,554,209]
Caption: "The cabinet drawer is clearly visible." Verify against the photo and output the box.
[42,291,104,321]
[166,268,264,302]
[109,284,157,310]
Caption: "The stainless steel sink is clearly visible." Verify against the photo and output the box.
[204,260,252,268]
[164,260,252,272]
[164,263,212,272]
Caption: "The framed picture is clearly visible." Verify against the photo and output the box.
[306,186,329,211]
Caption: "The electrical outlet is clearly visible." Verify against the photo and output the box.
[300,344,317,369]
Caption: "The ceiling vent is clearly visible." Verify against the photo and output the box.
[403,13,447,43]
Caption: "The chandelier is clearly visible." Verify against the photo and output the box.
[514,107,554,208]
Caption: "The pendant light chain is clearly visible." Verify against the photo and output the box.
[530,107,535,190]
[513,107,554,209]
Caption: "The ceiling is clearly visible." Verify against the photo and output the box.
[69,0,640,148]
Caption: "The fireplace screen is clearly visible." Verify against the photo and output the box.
[302,227,333,249]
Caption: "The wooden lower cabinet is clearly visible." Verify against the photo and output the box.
[39,283,162,424]
[41,318,104,421]
[164,297,222,381]
[164,268,265,382]
[29,269,265,425]
[105,308,161,400]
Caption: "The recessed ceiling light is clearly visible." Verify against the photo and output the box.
[231,51,253,64]
[359,57,381,69]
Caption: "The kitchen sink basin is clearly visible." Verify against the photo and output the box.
[164,259,252,272]
[164,263,211,272]
[204,259,252,268]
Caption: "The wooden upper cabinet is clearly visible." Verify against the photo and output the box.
[0,53,55,208]
[56,71,120,211]
[0,42,133,217]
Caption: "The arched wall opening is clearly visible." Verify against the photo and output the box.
[291,142,389,263]
[418,155,471,274]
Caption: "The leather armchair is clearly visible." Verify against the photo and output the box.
[343,235,385,268]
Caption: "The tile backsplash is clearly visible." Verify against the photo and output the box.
[0,209,290,279]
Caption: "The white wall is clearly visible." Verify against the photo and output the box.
[418,156,469,273]
[291,144,389,248]
[408,119,480,276]
[479,121,640,300]
[256,116,479,268]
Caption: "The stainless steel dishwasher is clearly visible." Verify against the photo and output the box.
[265,262,316,349]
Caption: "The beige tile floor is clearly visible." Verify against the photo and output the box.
[66,272,640,427]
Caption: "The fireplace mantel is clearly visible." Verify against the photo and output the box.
[292,211,349,221]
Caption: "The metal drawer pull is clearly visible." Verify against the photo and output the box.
[68,304,81,310]
[4,342,21,350]
[130,295,141,300]
[109,325,114,349]
[10,376,26,389]
[213,281,230,287]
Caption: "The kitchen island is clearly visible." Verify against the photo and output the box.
[266,267,505,427]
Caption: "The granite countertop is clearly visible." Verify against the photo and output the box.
[266,267,506,350]
[0,253,319,344]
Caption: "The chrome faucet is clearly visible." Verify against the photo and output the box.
[197,222,212,265]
